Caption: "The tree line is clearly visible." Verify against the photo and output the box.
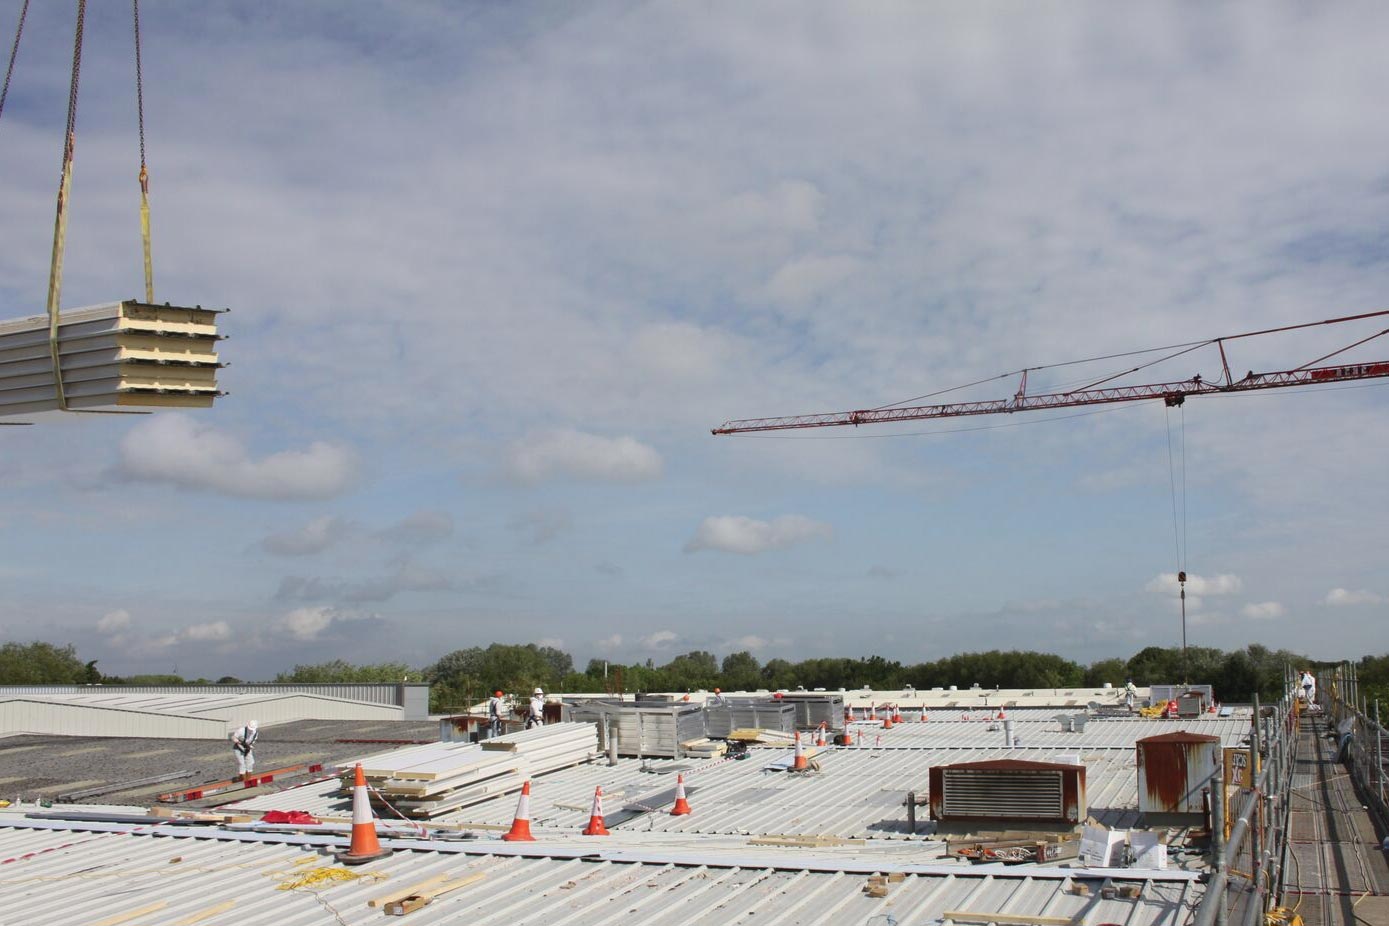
[7,639,1376,713]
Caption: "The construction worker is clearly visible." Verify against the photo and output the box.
[230,720,258,779]
[528,688,546,728]
[1124,679,1137,711]
[1301,670,1316,706]
[487,689,506,738]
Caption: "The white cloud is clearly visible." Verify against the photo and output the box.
[684,514,832,555]
[281,606,335,641]
[182,621,232,642]
[536,637,565,650]
[730,635,769,650]
[596,633,624,650]
[1325,588,1384,606]
[641,630,678,649]
[276,560,452,604]
[262,516,353,556]
[1145,572,1243,597]
[377,510,454,545]
[97,609,131,633]
[506,430,662,484]
[118,415,357,500]
[1241,601,1286,620]
[763,254,863,308]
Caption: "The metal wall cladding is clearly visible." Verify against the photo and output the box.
[567,700,706,757]
[704,699,797,738]
[777,693,846,731]
[929,759,1087,825]
[0,683,425,710]
[1136,731,1222,814]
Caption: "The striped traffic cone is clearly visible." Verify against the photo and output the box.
[792,731,808,771]
[816,724,827,747]
[882,712,894,730]
[893,706,903,724]
[582,786,610,836]
[996,709,1006,720]
[670,774,692,816]
[920,708,928,723]
[335,763,392,864]
[869,702,877,721]
[501,780,536,841]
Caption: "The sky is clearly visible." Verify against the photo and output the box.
[2,2,1387,680]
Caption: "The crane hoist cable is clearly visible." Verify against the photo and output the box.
[133,0,153,303]
[45,0,87,413]
[0,0,29,125]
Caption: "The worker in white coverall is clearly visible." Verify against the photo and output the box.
[1301,671,1316,706]
[528,688,546,728]
[231,720,258,778]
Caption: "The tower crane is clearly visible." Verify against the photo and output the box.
[711,308,1389,683]
[711,309,1389,435]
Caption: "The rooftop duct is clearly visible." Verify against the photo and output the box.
[929,759,1086,826]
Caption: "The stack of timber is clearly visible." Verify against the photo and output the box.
[705,698,797,738]
[0,301,224,418]
[348,722,599,818]
[570,699,706,757]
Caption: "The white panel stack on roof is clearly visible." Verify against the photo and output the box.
[351,722,599,817]
[0,301,224,418]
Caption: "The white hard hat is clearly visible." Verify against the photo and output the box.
[248,720,259,729]
[533,687,544,695]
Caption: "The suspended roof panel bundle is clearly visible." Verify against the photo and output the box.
[0,301,225,418]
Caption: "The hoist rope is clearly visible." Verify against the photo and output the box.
[1164,405,1183,575]
[133,0,153,302]
[45,0,86,412]
[0,0,29,124]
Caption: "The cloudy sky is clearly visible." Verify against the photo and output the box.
[2,2,1387,679]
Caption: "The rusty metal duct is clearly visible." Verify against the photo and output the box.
[929,759,1086,826]
[1136,731,1221,816]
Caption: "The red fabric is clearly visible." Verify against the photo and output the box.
[260,810,320,824]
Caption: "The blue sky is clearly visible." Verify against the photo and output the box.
[2,2,1387,679]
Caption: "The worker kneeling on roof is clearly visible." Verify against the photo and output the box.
[528,687,546,729]
[231,720,258,779]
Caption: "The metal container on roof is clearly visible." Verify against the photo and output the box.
[1136,730,1221,816]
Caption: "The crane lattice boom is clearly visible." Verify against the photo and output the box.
[713,311,1389,435]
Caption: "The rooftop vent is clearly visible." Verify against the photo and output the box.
[930,759,1086,826]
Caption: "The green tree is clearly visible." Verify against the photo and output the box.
[1085,658,1128,688]
[720,651,761,690]
[661,651,719,690]
[0,642,89,684]
[275,660,414,683]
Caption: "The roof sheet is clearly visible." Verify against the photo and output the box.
[0,822,1200,926]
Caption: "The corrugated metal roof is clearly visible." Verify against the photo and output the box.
[0,822,1200,925]
[860,716,1251,750]
[228,743,1161,836]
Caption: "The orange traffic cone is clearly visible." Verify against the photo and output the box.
[996,709,1006,720]
[882,714,894,730]
[920,709,928,723]
[893,706,903,724]
[869,702,877,721]
[335,763,392,864]
[501,780,537,841]
[582,786,610,835]
[856,729,864,746]
[816,724,827,747]
[792,731,808,771]
[670,774,692,816]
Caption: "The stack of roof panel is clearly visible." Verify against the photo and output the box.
[568,700,707,757]
[772,692,846,732]
[348,722,599,818]
[0,301,224,419]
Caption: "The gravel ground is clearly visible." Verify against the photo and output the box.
[0,719,439,806]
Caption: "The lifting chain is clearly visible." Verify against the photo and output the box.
[133,0,153,302]
[0,0,29,124]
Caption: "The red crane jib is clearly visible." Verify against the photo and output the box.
[712,360,1389,434]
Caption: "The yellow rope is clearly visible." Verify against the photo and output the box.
[139,166,153,302]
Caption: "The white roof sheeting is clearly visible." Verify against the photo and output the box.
[0,691,403,739]
[0,301,224,418]
[228,742,1162,836]
[0,822,1200,926]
